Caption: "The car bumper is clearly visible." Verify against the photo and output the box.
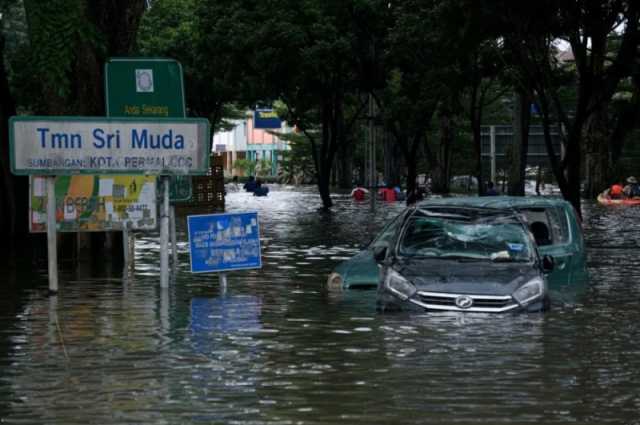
[378,290,546,313]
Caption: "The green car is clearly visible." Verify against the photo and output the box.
[327,196,588,309]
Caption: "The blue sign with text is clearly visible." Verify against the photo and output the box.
[253,109,282,129]
[187,212,261,273]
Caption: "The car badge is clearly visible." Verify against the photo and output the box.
[455,295,473,309]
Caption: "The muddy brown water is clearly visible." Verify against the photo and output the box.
[1,187,639,424]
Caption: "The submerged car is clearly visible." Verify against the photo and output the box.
[327,196,588,312]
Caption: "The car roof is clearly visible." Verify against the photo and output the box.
[416,196,570,210]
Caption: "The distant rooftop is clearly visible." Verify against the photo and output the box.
[556,48,574,63]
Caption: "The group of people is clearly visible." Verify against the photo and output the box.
[606,176,640,199]
[242,175,270,197]
[350,184,407,202]
[351,180,501,202]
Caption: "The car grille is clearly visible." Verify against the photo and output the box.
[414,291,519,313]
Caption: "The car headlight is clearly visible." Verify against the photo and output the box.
[512,277,543,305]
[384,269,417,301]
[327,272,344,290]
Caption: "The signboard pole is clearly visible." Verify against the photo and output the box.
[219,273,228,295]
[123,224,136,272]
[170,206,177,269]
[123,227,129,265]
[490,125,496,184]
[46,176,59,294]
[160,176,170,288]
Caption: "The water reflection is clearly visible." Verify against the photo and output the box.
[1,188,640,423]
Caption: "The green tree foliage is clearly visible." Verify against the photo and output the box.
[24,0,99,104]
[136,0,245,131]
[0,0,25,255]
[377,0,473,197]
[277,131,315,184]
[232,159,256,177]
[489,0,640,212]
[196,0,382,209]
[0,0,146,261]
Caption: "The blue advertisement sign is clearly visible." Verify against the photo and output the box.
[253,109,282,129]
[187,212,261,273]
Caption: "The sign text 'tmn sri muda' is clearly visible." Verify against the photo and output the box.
[10,116,210,176]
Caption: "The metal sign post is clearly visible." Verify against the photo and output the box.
[170,205,178,269]
[123,226,130,265]
[160,176,170,288]
[46,176,58,294]
[490,125,496,184]
[219,273,228,295]
[368,94,376,211]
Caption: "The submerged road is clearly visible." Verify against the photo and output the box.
[1,186,639,424]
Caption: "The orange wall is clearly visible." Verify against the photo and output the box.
[247,116,278,145]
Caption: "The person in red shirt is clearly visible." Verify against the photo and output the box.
[351,186,369,201]
[378,184,397,202]
[609,181,624,199]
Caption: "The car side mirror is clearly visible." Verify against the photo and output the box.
[542,255,555,273]
[373,245,388,263]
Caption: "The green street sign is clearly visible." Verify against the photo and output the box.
[105,57,193,201]
[105,58,186,118]
[157,175,192,201]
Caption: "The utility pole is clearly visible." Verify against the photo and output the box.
[368,94,376,210]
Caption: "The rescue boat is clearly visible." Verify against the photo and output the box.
[597,192,640,205]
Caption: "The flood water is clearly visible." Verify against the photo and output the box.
[1,186,640,424]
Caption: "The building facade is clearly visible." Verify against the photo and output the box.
[212,112,290,177]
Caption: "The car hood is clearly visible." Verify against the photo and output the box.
[394,259,540,296]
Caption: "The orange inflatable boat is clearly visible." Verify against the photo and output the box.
[597,192,640,205]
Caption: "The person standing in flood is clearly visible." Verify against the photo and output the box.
[351,185,369,201]
[607,180,625,199]
[253,179,269,196]
[623,176,640,198]
[485,181,499,196]
[244,175,257,192]
[378,184,397,202]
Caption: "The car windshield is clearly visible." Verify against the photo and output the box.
[398,208,534,262]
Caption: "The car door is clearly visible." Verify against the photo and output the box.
[540,206,575,288]
[519,206,574,287]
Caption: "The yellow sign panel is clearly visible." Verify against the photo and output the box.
[30,175,157,232]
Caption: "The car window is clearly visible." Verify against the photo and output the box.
[518,207,570,246]
[370,212,405,249]
[518,208,553,246]
[547,206,570,244]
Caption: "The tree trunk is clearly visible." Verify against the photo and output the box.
[383,131,402,187]
[337,139,353,189]
[405,156,418,205]
[508,90,530,196]
[565,135,582,218]
[583,101,610,198]
[471,106,484,196]
[82,0,146,260]
[431,109,453,194]
[0,34,30,264]
[318,162,333,209]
